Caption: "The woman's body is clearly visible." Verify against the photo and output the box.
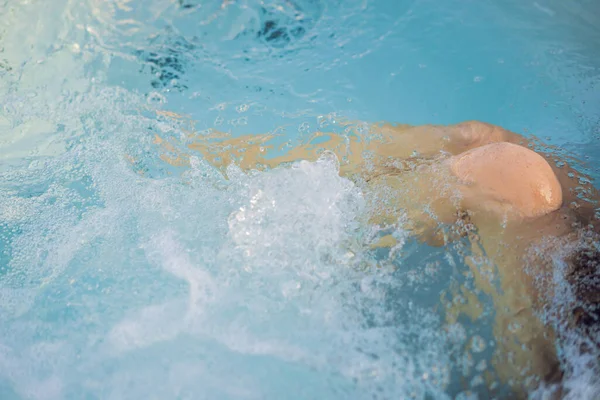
[154,118,600,396]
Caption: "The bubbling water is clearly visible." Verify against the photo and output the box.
[1,0,600,398]
[0,81,465,399]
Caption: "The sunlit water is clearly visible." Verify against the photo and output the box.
[1,0,599,399]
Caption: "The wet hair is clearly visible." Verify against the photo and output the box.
[566,242,600,347]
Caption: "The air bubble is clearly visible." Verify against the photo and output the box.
[470,335,486,353]
[298,122,310,132]
[146,91,166,104]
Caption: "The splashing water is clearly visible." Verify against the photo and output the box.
[1,0,600,399]
[0,86,458,399]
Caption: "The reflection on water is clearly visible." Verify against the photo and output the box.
[0,0,599,399]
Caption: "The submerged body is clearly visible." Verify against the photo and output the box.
[153,119,600,397]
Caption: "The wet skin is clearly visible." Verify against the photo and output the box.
[151,118,599,396]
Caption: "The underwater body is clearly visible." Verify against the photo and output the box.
[1,0,600,399]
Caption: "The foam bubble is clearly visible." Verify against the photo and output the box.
[5,1,591,398]
[0,79,473,398]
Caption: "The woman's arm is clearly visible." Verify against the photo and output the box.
[154,119,523,175]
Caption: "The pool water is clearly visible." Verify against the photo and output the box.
[0,0,599,399]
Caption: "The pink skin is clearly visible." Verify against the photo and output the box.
[448,141,563,219]
[152,118,598,396]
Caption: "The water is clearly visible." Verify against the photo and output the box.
[0,0,599,399]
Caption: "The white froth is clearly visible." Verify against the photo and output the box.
[226,152,364,277]
[4,0,599,398]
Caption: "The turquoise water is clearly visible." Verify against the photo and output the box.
[0,0,599,398]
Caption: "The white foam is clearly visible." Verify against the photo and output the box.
[225,152,364,276]
[0,1,551,398]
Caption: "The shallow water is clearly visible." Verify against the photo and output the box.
[0,0,599,399]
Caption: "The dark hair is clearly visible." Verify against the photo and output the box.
[566,244,600,346]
